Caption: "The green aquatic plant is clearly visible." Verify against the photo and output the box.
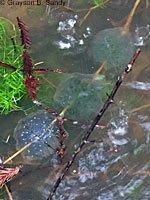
[0,17,26,114]
[0,17,65,115]
[93,0,106,8]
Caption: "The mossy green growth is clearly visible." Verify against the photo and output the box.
[0,17,26,114]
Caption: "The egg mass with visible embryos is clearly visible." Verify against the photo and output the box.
[93,27,135,79]
[14,110,59,164]
[54,73,108,122]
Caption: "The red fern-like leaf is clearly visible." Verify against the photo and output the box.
[22,50,33,74]
[17,17,31,49]
[24,74,40,101]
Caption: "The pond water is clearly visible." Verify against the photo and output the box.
[0,0,150,199]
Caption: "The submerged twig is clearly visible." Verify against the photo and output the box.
[47,48,141,200]
[4,184,13,200]
[130,104,150,113]
[123,0,141,33]
[92,61,106,80]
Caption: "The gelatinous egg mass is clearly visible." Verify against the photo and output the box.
[14,110,59,164]
[54,73,108,122]
[93,27,135,79]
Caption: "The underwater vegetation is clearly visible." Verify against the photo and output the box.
[0,17,65,115]
[0,18,26,114]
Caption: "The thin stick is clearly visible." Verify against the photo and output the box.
[93,61,106,80]
[146,0,149,8]
[40,75,56,89]
[4,184,13,200]
[3,141,33,165]
[79,6,95,26]
[123,0,141,33]
[47,48,141,200]
[79,0,109,26]
[130,103,150,113]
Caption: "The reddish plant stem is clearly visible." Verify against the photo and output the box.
[0,62,17,71]
[56,116,66,160]
[32,68,65,73]
[33,102,106,129]
[47,48,141,200]
[63,117,107,129]
[0,61,65,74]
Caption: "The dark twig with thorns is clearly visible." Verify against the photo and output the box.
[47,48,141,200]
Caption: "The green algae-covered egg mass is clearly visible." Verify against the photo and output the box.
[93,27,135,78]
[54,73,108,122]
[14,110,59,164]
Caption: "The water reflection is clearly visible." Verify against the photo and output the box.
[108,107,129,145]
[124,81,150,90]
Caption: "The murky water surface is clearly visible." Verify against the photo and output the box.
[0,0,150,199]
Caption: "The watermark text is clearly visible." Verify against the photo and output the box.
[0,0,66,6]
